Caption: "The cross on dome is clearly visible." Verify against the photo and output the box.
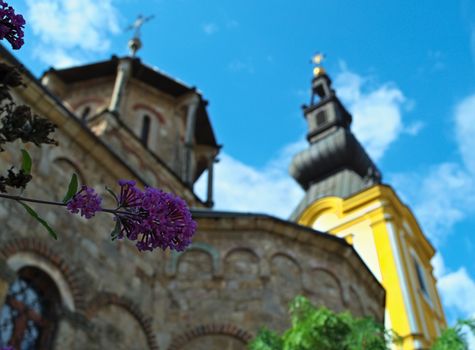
[126,14,155,56]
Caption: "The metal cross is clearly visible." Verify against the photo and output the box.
[312,52,325,66]
[127,14,155,39]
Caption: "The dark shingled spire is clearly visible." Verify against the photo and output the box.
[289,68,382,221]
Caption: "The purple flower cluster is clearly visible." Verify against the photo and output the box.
[1,346,14,350]
[66,185,102,219]
[64,180,196,252]
[0,1,25,50]
[114,180,197,252]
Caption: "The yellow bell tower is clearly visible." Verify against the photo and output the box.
[289,57,446,349]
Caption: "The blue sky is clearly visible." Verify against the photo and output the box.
[9,0,475,335]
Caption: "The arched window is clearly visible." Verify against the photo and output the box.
[141,114,151,146]
[0,267,60,349]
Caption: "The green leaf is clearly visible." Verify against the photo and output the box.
[110,219,121,240]
[62,173,78,203]
[17,201,58,240]
[105,186,119,206]
[21,149,32,174]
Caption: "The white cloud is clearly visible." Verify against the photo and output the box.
[334,69,364,102]
[455,93,475,174]
[431,253,445,279]
[267,139,307,170]
[390,93,475,244]
[391,162,475,244]
[33,47,82,69]
[26,0,120,66]
[439,267,475,317]
[431,254,475,347]
[403,121,425,136]
[195,141,305,219]
[433,255,475,321]
[334,67,406,161]
[202,22,218,35]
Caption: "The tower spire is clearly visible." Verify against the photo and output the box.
[289,55,381,218]
[126,14,155,57]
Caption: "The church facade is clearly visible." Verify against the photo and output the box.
[290,65,446,349]
[0,42,441,350]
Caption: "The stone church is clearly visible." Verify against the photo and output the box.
[0,38,443,350]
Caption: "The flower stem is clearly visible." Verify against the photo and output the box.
[0,192,66,206]
[0,193,134,217]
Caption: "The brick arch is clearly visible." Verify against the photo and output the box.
[223,246,268,277]
[267,252,303,315]
[269,252,303,274]
[168,323,253,350]
[0,238,87,313]
[71,97,105,110]
[223,246,260,261]
[85,292,159,350]
[303,267,345,309]
[133,103,166,124]
[166,242,221,277]
[223,247,261,280]
[347,287,365,317]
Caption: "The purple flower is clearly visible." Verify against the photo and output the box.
[113,180,197,252]
[1,346,14,350]
[118,179,143,207]
[67,186,102,219]
[0,1,25,50]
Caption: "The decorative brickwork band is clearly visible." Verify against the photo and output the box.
[85,292,159,350]
[168,323,253,350]
[0,238,87,313]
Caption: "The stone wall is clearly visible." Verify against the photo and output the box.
[0,201,385,350]
[160,212,385,349]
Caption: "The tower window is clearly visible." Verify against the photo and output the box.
[0,267,60,349]
[141,114,151,146]
[316,110,327,126]
[413,257,430,299]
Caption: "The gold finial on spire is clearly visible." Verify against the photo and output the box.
[126,14,155,57]
[311,52,326,77]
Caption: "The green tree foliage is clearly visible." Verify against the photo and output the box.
[250,296,475,350]
[249,296,393,350]
[431,319,475,350]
